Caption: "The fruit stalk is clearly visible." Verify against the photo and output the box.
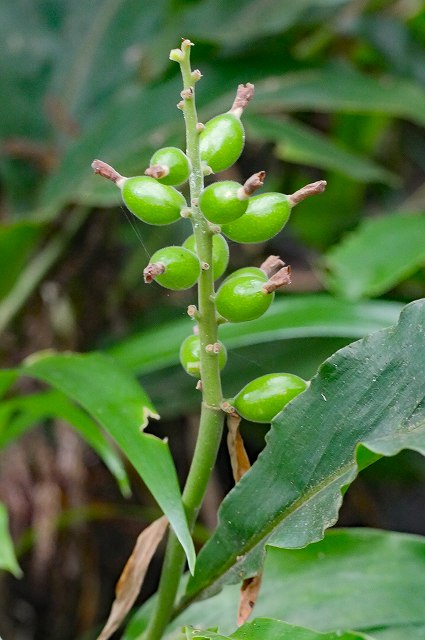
[143,40,225,640]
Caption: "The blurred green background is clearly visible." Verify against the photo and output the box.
[1,1,425,638]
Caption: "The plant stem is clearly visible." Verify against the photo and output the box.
[143,41,225,640]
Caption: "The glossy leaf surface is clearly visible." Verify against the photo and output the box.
[20,352,195,573]
[324,213,425,300]
[186,299,425,598]
[152,530,425,640]
[189,619,370,640]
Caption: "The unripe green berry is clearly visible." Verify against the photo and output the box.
[183,233,229,280]
[199,113,244,173]
[147,147,191,186]
[121,176,186,225]
[231,373,308,423]
[222,193,292,243]
[215,267,273,323]
[144,246,200,290]
[179,334,227,378]
[199,181,248,224]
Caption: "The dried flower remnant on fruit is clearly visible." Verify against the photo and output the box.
[230,83,255,118]
[289,180,327,206]
[262,266,292,294]
[92,159,126,188]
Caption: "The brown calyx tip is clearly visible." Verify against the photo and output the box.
[145,164,170,180]
[143,262,166,284]
[260,255,286,277]
[262,265,292,294]
[242,171,266,197]
[230,82,255,117]
[288,180,327,206]
[91,159,126,187]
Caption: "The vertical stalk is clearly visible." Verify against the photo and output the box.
[143,41,225,640]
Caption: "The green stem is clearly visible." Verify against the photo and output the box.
[143,42,225,640]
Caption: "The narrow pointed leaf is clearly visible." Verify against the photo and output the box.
[20,352,195,573]
[186,299,425,599]
[252,66,425,127]
[110,296,403,375]
[324,212,425,300]
[245,115,395,184]
[0,503,22,578]
[0,390,131,497]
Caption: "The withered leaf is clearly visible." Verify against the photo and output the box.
[237,574,262,627]
[226,413,251,483]
[97,516,168,640]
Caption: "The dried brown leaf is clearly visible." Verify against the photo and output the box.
[237,574,262,626]
[96,516,168,640]
[227,413,251,483]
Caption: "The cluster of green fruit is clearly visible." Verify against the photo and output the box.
[92,81,325,425]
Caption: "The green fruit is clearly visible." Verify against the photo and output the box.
[122,176,186,225]
[199,113,244,173]
[232,373,308,423]
[183,233,229,279]
[145,246,200,290]
[148,147,191,186]
[199,181,248,224]
[215,267,273,323]
[222,193,292,243]
[179,334,227,378]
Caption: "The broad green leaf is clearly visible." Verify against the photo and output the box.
[324,212,425,300]
[252,65,425,127]
[125,530,425,640]
[245,115,395,184]
[189,619,370,639]
[20,351,195,573]
[0,503,22,578]
[110,296,403,375]
[185,299,425,599]
[0,390,131,497]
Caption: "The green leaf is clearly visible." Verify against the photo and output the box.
[125,529,425,640]
[185,298,425,599]
[179,0,349,46]
[324,212,425,300]
[0,389,131,497]
[0,503,22,578]
[110,296,403,375]
[0,221,43,299]
[20,351,195,573]
[252,65,425,127]
[188,619,371,640]
[245,115,396,184]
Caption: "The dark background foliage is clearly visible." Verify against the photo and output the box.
[0,1,425,638]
